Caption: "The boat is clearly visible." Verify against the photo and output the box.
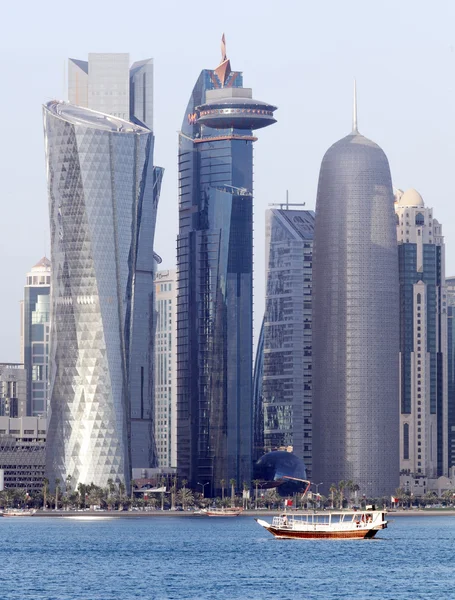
[255,476,388,539]
[201,507,243,517]
[256,508,387,539]
[2,509,37,517]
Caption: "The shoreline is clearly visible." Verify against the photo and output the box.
[15,509,455,518]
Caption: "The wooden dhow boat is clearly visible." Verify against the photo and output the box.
[255,477,388,539]
[256,508,387,539]
[1,509,37,517]
[201,507,243,517]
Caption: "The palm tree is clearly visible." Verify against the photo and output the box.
[54,478,61,510]
[242,482,249,509]
[345,480,354,507]
[159,477,166,511]
[220,479,226,501]
[329,483,337,509]
[78,483,90,509]
[338,480,347,509]
[351,483,360,506]
[253,479,260,510]
[264,489,280,509]
[229,479,236,508]
[42,478,49,510]
[177,487,194,510]
[170,477,177,510]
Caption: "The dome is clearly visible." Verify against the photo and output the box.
[398,188,424,208]
[254,451,307,496]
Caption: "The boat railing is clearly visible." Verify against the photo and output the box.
[272,511,386,531]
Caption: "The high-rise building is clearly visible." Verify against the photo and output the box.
[154,269,177,468]
[20,257,51,416]
[68,53,153,128]
[312,96,399,498]
[262,208,315,476]
[0,364,26,418]
[43,98,162,490]
[446,277,455,471]
[395,189,447,478]
[252,319,265,463]
[176,38,277,494]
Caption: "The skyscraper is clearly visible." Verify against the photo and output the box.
[68,53,154,128]
[43,99,162,490]
[176,38,277,494]
[395,189,447,478]
[154,269,177,468]
[312,94,399,498]
[262,208,315,475]
[20,257,51,416]
[446,277,455,471]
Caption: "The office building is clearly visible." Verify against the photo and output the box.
[154,269,177,468]
[395,188,447,479]
[312,95,399,498]
[0,416,46,490]
[447,277,455,470]
[68,53,153,128]
[262,208,314,476]
[253,319,265,462]
[20,257,50,416]
[176,37,277,494]
[43,98,162,490]
[0,364,26,418]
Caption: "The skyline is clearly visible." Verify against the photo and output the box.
[2,0,455,361]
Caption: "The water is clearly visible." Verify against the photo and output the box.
[0,514,452,599]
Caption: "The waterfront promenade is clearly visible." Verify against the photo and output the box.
[28,508,455,518]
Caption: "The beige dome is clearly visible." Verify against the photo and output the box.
[398,188,424,207]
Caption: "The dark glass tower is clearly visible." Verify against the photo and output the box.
[262,208,315,474]
[176,39,277,494]
[312,100,399,498]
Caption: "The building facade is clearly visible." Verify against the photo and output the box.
[0,364,26,418]
[0,416,46,490]
[43,100,162,490]
[312,111,400,498]
[447,277,455,470]
[68,54,154,128]
[176,39,277,494]
[395,188,447,479]
[252,319,265,463]
[262,208,314,476]
[21,257,51,416]
[154,269,177,468]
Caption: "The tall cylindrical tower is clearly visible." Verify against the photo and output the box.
[312,114,399,498]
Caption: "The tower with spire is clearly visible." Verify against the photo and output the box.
[176,37,277,496]
[311,86,400,498]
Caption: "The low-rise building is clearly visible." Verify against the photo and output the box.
[0,417,46,490]
[0,364,26,418]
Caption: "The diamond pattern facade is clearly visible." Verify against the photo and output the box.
[43,101,160,489]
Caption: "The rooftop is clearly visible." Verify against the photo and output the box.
[44,101,150,134]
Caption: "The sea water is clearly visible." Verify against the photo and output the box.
[0,515,452,599]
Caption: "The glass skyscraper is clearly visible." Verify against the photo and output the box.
[262,208,314,476]
[21,257,51,416]
[43,100,162,490]
[312,112,399,498]
[395,188,447,478]
[176,39,277,494]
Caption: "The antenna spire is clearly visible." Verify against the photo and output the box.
[352,79,358,134]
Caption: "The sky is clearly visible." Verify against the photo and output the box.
[1,0,455,360]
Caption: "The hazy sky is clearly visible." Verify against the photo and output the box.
[1,0,454,360]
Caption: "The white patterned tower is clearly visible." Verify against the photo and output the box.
[43,101,161,489]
